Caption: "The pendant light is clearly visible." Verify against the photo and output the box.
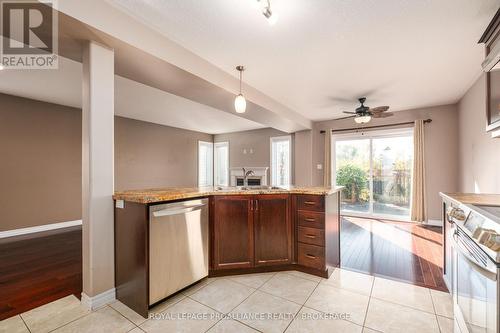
[234,65,246,113]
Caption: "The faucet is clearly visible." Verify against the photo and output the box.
[242,168,255,187]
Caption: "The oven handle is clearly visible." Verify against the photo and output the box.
[452,229,497,280]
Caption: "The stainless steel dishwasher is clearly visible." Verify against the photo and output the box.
[149,198,208,305]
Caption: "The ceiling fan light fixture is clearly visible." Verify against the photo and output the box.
[354,115,372,124]
[234,65,246,113]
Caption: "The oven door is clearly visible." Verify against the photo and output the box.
[453,228,498,333]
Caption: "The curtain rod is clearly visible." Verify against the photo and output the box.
[319,119,432,134]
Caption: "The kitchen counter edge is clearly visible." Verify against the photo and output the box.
[439,192,500,207]
[114,186,344,204]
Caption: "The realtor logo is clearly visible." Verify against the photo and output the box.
[1,0,58,69]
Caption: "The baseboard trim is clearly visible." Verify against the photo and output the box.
[425,219,443,227]
[0,220,82,239]
[81,288,116,310]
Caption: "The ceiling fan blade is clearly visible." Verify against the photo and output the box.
[342,111,357,114]
[370,106,390,113]
[372,112,394,118]
[335,115,356,120]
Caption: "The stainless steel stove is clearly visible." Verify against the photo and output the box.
[446,202,500,333]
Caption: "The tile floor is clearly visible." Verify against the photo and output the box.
[0,268,455,333]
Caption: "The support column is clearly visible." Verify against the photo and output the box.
[81,41,115,309]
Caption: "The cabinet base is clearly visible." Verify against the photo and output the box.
[209,264,336,279]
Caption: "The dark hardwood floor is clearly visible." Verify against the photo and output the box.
[0,226,82,320]
[340,216,448,292]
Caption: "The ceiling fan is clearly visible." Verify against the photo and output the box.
[339,97,393,124]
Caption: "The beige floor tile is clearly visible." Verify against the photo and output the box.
[229,272,275,289]
[181,278,214,296]
[230,290,301,333]
[437,315,454,333]
[52,306,134,333]
[0,315,29,333]
[283,270,322,282]
[206,318,259,332]
[128,328,145,333]
[110,301,148,325]
[321,268,374,296]
[362,328,381,333]
[371,277,434,313]
[286,307,363,333]
[140,297,220,333]
[364,298,440,333]
[150,293,186,314]
[430,289,453,318]
[20,295,90,333]
[260,272,318,304]
[305,284,369,325]
[189,279,255,313]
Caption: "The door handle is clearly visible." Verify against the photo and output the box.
[255,200,259,211]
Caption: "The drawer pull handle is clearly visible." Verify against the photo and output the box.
[304,201,316,205]
[305,218,316,222]
[306,254,316,259]
[304,234,316,238]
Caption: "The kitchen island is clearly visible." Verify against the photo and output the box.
[113,186,342,317]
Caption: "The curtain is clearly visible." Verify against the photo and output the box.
[411,120,426,222]
[323,129,332,187]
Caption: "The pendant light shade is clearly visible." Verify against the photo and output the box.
[234,93,247,113]
[235,65,246,113]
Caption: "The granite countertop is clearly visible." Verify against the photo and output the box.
[113,186,344,204]
[440,192,500,207]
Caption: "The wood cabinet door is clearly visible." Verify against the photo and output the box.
[213,196,254,269]
[254,194,292,266]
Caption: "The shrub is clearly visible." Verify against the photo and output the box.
[336,164,368,203]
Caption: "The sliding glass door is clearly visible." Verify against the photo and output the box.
[333,128,413,220]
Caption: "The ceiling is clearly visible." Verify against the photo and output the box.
[106,0,499,121]
[0,56,264,134]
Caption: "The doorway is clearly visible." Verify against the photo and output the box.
[332,128,414,221]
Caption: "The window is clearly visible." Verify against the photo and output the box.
[214,142,229,186]
[270,136,292,186]
[198,141,213,187]
[333,128,414,220]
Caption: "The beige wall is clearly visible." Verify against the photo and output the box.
[214,128,294,185]
[458,74,500,193]
[0,94,82,231]
[310,105,460,221]
[114,117,213,190]
[0,94,212,231]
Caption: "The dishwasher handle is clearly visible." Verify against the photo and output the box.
[152,203,206,218]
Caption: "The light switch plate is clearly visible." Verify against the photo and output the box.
[115,200,124,209]
[317,164,323,170]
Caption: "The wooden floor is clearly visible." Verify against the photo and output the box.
[340,216,447,292]
[0,226,82,320]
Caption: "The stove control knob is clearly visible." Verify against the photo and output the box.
[475,229,500,251]
[449,208,466,221]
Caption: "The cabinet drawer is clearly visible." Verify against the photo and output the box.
[297,210,324,229]
[298,243,325,270]
[298,226,325,246]
[296,195,324,212]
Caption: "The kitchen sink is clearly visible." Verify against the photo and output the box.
[215,186,285,191]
